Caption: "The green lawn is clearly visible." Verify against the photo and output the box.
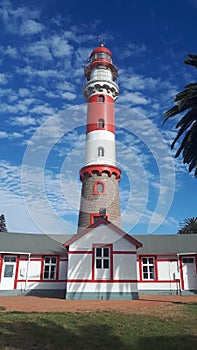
[0,303,196,350]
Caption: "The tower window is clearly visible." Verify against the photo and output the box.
[98,147,104,157]
[99,208,106,215]
[98,95,105,103]
[90,213,109,225]
[92,181,106,195]
[97,183,104,193]
[97,118,105,128]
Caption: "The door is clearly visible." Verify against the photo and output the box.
[182,257,197,290]
[0,256,17,290]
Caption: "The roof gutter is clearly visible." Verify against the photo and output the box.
[177,252,196,255]
[0,251,30,255]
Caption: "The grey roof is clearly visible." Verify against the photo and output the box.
[48,234,74,244]
[0,232,69,255]
[0,232,196,256]
[133,234,197,255]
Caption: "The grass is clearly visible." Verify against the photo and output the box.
[0,303,196,350]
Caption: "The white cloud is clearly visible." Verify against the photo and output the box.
[51,35,73,58]
[24,41,53,61]
[31,105,56,116]
[22,35,73,62]
[0,0,42,36]
[0,160,78,233]
[19,19,44,36]
[16,66,60,80]
[118,91,150,105]
[119,73,160,91]
[18,88,30,97]
[0,45,18,58]
[0,73,9,84]
[11,132,23,139]
[62,92,76,100]
[56,81,75,92]
[10,116,37,126]
[0,131,8,138]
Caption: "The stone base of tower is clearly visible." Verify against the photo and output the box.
[78,171,121,232]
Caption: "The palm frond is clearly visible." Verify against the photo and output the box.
[171,122,193,149]
[184,53,197,68]
[176,110,196,128]
[162,53,197,177]
[162,106,179,124]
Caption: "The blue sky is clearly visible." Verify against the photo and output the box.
[0,0,196,235]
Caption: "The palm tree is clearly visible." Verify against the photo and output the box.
[163,53,197,177]
[178,217,197,234]
[0,214,7,232]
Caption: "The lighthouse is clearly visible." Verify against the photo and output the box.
[77,43,121,232]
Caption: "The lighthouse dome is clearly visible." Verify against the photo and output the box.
[90,46,113,63]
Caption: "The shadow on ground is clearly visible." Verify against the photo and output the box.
[0,314,196,350]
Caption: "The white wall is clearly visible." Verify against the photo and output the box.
[67,224,138,298]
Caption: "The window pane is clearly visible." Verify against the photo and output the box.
[4,256,16,262]
[44,265,49,273]
[149,258,154,265]
[103,259,109,269]
[183,258,194,263]
[143,272,148,279]
[93,216,99,224]
[150,272,154,279]
[96,259,102,269]
[98,95,105,103]
[142,258,147,264]
[97,183,104,193]
[103,248,109,257]
[4,265,14,277]
[50,266,56,279]
[96,248,102,257]
[45,257,50,264]
[44,271,49,279]
[149,266,154,273]
[98,118,105,128]
[143,266,148,273]
[51,257,57,264]
[98,147,104,157]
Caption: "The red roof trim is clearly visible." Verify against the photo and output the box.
[79,164,121,181]
[64,218,142,249]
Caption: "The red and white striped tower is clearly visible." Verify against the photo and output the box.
[78,43,121,232]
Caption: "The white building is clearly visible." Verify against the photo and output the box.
[0,223,196,298]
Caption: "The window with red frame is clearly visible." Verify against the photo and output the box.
[92,181,106,195]
[43,257,57,280]
[142,257,155,280]
[95,247,110,269]
[94,245,111,280]
[90,213,109,225]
